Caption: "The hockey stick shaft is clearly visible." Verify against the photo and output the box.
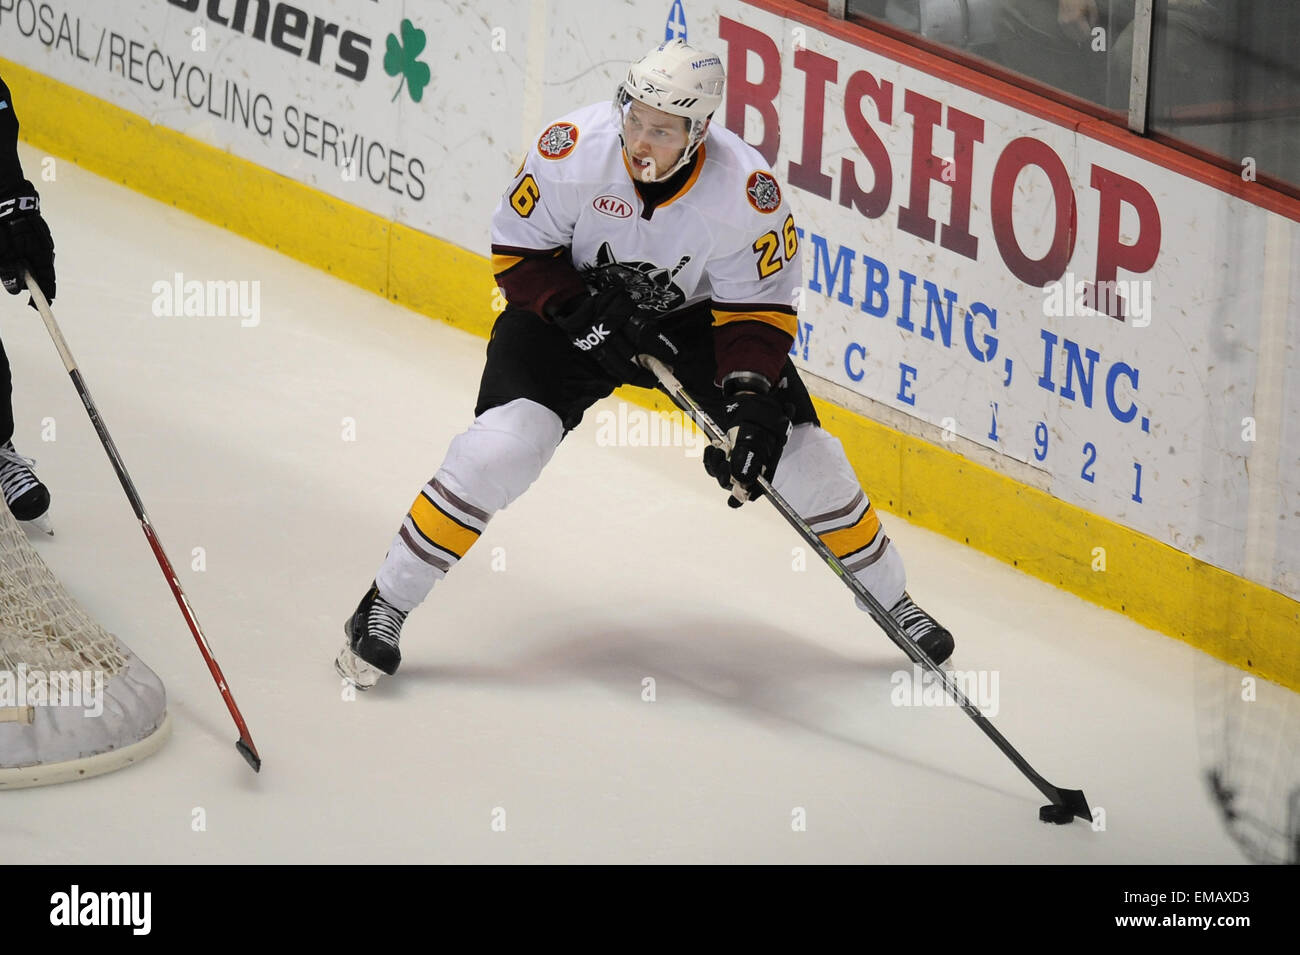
[641,355,1088,818]
[24,272,261,772]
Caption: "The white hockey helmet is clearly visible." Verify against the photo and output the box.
[615,39,725,181]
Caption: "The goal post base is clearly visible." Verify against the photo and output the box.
[0,710,171,790]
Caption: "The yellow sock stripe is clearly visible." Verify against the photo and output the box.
[409,493,481,559]
[819,505,882,560]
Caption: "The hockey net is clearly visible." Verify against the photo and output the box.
[1197,656,1300,864]
[0,505,169,788]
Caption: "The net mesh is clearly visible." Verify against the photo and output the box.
[0,516,128,678]
[1197,656,1300,865]
[0,504,167,784]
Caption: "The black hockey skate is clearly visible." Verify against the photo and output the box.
[889,592,955,666]
[0,440,51,535]
[336,582,408,690]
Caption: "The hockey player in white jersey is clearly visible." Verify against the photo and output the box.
[336,39,953,689]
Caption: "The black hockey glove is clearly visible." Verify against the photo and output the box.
[621,315,682,374]
[0,190,55,303]
[548,287,679,380]
[703,373,792,508]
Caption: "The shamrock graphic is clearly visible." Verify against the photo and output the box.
[384,19,431,103]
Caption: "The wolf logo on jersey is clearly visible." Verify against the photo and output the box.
[538,122,578,159]
[746,171,782,213]
[582,243,691,314]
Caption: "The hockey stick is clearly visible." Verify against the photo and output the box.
[640,354,1090,823]
[23,272,261,773]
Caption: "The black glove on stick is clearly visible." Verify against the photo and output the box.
[703,371,792,508]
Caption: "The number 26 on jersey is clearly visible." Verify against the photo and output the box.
[753,215,798,279]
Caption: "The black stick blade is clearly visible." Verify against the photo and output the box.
[1050,787,1091,823]
[236,738,262,773]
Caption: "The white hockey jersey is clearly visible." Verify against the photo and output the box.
[491,101,802,380]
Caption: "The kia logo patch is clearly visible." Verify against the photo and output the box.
[593,195,633,219]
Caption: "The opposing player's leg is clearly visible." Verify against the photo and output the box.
[337,308,616,688]
[0,336,50,532]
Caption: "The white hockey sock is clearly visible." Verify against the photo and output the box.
[375,399,564,612]
[771,423,906,610]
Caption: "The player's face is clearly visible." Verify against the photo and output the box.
[622,101,690,181]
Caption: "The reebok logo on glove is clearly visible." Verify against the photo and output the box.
[573,324,611,351]
[652,332,679,357]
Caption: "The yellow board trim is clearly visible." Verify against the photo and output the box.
[409,494,480,559]
[7,58,1295,690]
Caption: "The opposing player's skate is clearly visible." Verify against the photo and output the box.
[889,592,954,666]
[0,440,51,535]
[336,582,408,689]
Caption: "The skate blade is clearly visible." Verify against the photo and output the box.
[23,512,53,537]
[335,643,383,690]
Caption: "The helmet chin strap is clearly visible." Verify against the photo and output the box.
[624,128,707,184]
[642,147,694,183]
[623,142,680,184]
